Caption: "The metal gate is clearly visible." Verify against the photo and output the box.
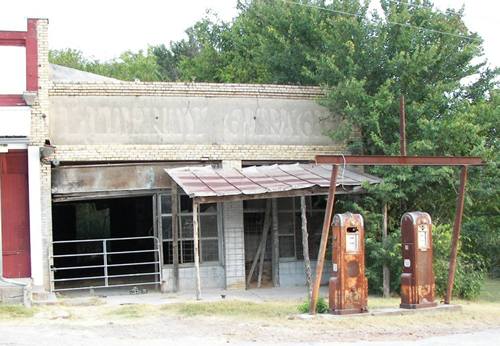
[50,236,162,292]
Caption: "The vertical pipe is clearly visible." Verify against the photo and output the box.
[400,95,407,156]
[300,196,312,300]
[171,186,179,292]
[271,198,280,287]
[382,203,390,298]
[193,200,201,300]
[103,240,108,287]
[445,166,468,304]
[310,165,338,314]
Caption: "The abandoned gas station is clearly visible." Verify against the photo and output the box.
[1,19,383,299]
[0,19,484,312]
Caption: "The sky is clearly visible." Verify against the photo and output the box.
[0,0,498,92]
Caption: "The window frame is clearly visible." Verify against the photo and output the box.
[160,190,222,267]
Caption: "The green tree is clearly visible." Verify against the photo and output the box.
[50,48,164,81]
[174,0,498,296]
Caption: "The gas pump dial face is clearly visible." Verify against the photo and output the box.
[417,224,429,250]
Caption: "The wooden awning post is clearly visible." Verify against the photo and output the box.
[271,198,280,287]
[310,165,338,314]
[193,200,202,300]
[300,196,313,300]
[445,165,468,304]
[171,185,180,292]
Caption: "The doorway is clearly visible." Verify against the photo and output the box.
[51,195,161,291]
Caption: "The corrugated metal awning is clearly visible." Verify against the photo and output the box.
[166,163,381,203]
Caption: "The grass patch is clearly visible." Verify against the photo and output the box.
[161,300,297,318]
[0,305,34,319]
[106,304,154,319]
[477,278,500,303]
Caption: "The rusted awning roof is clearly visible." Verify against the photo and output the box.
[166,163,381,203]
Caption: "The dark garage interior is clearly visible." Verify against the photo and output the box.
[51,196,160,291]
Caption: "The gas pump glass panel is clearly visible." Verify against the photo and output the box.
[417,224,429,250]
[346,227,359,252]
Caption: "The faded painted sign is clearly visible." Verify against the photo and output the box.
[49,96,336,145]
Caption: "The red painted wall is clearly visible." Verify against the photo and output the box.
[1,150,31,278]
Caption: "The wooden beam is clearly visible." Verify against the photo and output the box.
[300,196,313,299]
[257,200,272,288]
[171,185,180,292]
[445,166,468,304]
[196,186,340,203]
[271,198,280,287]
[310,165,338,314]
[246,200,271,287]
[246,237,264,288]
[193,200,201,300]
[316,155,485,166]
[382,203,390,298]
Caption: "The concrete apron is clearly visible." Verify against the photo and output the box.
[35,286,462,321]
[36,285,328,306]
[297,304,462,319]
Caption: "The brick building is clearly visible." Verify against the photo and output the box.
[1,19,379,298]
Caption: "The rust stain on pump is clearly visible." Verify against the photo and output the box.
[329,213,368,314]
[400,212,437,309]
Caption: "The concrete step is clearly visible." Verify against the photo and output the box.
[0,284,25,304]
[32,291,58,305]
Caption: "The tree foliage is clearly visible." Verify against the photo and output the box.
[50,48,163,81]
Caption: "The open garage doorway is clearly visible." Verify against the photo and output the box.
[51,195,161,292]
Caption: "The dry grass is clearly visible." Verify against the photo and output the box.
[105,304,157,319]
[161,300,297,318]
[0,305,35,319]
[1,278,498,328]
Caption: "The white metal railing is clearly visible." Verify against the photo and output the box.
[50,236,162,292]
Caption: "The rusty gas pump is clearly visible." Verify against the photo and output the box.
[400,212,437,309]
[329,213,368,314]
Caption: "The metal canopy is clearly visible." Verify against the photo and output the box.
[316,155,485,166]
[166,163,381,203]
[309,153,485,314]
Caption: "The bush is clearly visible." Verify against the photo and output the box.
[433,224,486,299]
[297,297,329,314]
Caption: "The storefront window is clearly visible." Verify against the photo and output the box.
[161,191,219,265]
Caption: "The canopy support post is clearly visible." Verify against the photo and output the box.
[271,198,280,287]
[310,165,338,314]
[300,196,312,300]
[445,165,468,304]
[382,203,390,298]
[193,199,201,300]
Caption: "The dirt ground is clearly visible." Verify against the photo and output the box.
[0,281,499,345]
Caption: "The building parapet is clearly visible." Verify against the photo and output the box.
[49,81,325,99]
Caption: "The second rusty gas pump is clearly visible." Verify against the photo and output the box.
[329,213,368,314]
[400,211,437,309]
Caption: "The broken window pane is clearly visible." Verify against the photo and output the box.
[180,195,193,213]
